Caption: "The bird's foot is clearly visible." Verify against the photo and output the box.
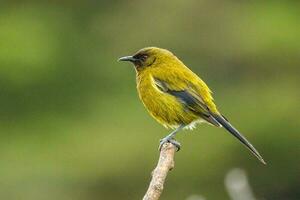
[159,137,181,152]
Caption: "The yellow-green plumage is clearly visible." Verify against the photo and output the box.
[119,47,266,164]
[136,49,219,128]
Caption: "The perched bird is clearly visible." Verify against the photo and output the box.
[119,47,266,164]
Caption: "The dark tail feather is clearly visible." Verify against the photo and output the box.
[212,114,266,165]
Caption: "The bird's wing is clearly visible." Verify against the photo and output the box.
[152,68,266,164]
[153,76,220,127]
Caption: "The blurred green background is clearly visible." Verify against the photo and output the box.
[0,1,299,200]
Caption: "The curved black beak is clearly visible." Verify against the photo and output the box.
[118,56,137,62]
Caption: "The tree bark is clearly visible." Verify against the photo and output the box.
[142,143,177,200]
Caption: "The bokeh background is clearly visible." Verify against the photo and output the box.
[0,1,299,200]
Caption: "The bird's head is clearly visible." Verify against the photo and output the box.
[118,47,178,71]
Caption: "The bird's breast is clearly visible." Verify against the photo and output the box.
[136,72,198,128]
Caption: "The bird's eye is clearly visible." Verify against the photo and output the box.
[133,53,148,62]
[141,54,148,61]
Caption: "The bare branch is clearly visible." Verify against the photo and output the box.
[142,143,177,200]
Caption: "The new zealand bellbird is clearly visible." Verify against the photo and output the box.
[119,47,265,164]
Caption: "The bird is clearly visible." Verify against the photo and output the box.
[118,47,266,164]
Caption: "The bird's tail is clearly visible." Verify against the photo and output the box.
[212,114,266,165]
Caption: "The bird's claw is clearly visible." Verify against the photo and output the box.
[159,137,181,152]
